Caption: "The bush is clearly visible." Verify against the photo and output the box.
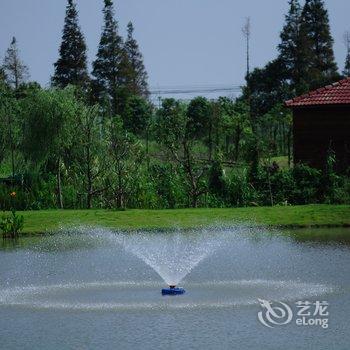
[291,164,322,204]
[0,172,57,210]
[226,169,256,207]
[148,162,187,209]
[0,210,24,238]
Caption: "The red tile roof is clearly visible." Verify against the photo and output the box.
[285,77,350,107]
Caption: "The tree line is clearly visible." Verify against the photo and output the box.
[0,0,349,210]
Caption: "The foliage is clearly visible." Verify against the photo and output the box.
[344,54,350,78]
[72,105,107,208]
[0,0,349,212]
[0,210,24,239]
[124,22,149,98]
[278,0,310,95]
[52,0,89,88]
[155,98,209,207]
[244,59,291,119]
[219,98,251,161]
[106,115,143,209]
[148,162,186,209]
[299,0,340,89]
[187,97,212,139]
[20,87,81,208]
[2,37,29,89]
[208,159,226,199]
[291,164,322,204]
[92,0,124,114]
[0,191,24,238]
[122,95,152,136]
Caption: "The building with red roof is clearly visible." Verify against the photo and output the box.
[285,78,350,171]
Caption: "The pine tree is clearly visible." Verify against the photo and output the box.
[344,53,350,78]
[343,31,350,77]
[124,22,149,98]
[300,0,339,89]
[92,0,124,115]
[52,0,89,88]
[0,67,6,84]
[278,0,309,95]
[3,37,29,89]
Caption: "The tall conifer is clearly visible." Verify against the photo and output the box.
[3,37,29,89]
[52,0,89,88]
[124,22,149,98]
[92,0,124,114]
[300,0,339,88]
[278,0,309,95]
[344,53,350,78]
[343,32,350,77]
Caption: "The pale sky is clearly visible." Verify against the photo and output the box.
[1,0,349,100]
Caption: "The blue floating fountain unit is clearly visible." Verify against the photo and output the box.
[162,285,185,295]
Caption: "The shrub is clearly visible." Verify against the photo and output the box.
[226,169,257,207]
[0,191,24,238]
[0,210,24,238]
[291,164,321,204]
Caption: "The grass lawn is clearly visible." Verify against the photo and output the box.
[10,205,350,235]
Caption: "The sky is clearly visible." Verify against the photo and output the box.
[1,0,350,100]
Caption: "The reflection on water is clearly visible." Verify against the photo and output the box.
[1,227,350,252]
[285,227,350,244]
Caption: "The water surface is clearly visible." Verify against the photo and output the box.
[0,227,349,350]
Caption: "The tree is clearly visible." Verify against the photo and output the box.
[343,31,350,77]
[259,104,293,164]
[52,0,89,88]
[107,116,143,208]
[219,98,251,162]
[0,84,17,172]
[92,0,124,115]
[300,0,339,89]
[208,159,226,200]
[187,97,211,139]
[3,37,29,89]
[278,0,309,95]
[124,22,149,98]
[21,88,79,208]
[155,99,208,207]
[187,97,216,160]
[0,67,6,84]
[0,82,13,168]
[122,96,151,136]
[244,59,290,119]
[73,106,107,209]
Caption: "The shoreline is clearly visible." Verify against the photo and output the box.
[2,204,348,236]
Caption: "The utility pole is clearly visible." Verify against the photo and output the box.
[242,17,251,79]
[242,17,255,132]
[242,17,259,183]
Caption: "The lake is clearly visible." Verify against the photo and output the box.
[0,227,349,350]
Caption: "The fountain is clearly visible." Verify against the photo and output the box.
[0,225,336,312]
[161,285,185,295]
[116,228,226,295]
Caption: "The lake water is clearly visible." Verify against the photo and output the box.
[0,227,349,350]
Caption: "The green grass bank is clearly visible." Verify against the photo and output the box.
[9,204,350,235]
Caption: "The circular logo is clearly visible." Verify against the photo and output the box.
[258,299,293,328]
